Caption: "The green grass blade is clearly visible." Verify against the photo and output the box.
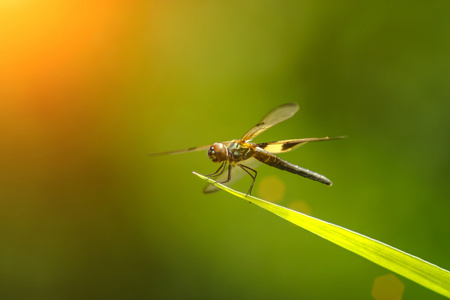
[193,172,450,298]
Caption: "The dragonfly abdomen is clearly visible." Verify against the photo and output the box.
[253,148,332,186]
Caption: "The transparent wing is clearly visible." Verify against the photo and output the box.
[149,141,232,156]
[256,136,345,154]
[241,103,299,142]
[203,158,261,193]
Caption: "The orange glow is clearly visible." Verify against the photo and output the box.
[0,1,137,98]
[0,1,143,189]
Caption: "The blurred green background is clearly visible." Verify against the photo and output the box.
[1,1,449,299]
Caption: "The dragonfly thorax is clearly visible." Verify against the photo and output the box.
[208,143,229,163]
[228,141,254,162]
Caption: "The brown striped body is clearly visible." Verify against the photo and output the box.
[253,147,332,186]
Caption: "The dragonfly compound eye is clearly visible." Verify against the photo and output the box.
[208,143,227,163]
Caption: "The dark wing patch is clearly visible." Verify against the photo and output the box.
[282,141,300,151]
[257,136,345,154]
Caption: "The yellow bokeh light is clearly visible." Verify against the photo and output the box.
[371,273,404,300]
[288,200,312,215]
[257,175,286,203]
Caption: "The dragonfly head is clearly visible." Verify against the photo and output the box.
[208,143,228,163]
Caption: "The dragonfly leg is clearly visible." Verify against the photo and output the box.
[206,162,226,178]
[218,164,232,184]
[238,164,258,196]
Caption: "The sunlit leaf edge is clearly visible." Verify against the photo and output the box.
[193,172,450,298]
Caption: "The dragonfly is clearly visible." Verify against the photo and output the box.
[150,103,343,195]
